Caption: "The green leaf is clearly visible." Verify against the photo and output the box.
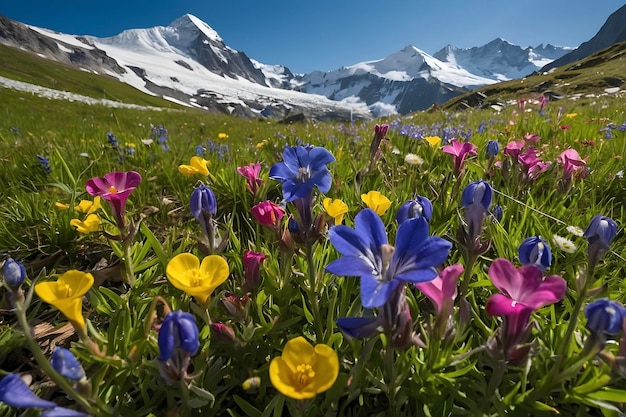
[531,400,559,413]
[573,374,612,395]
[233,395,262,417]
[587,388,626,403]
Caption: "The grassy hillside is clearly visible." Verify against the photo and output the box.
[442,40,626,110]
[0,43,183,108]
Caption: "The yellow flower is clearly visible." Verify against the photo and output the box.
[178,156,210,176]
[269,336,339,400]
[75,196,102,214]
[323,198,348,225]
[70,214,101,234]
[425,136,442,147]
[34,270,94,331]
[166,253,229,304]
[565,113,578,119]
[218,133,229,140]
[55,202,71,210]
[256,139,268,148]
[361,191,391,215]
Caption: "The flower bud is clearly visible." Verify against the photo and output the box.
[461,180,492,210]
[490,204,503,222]
[251,201,285,227]
[243,251,266,291]
[518,236,552,272]
[585,298,626,335]
[3,258,26,289]
[584,215,618,250]
[210,322,238,344]
[396,196,433,224]
[158,311,199,362]
[51,347,85,381]
[221,292,251,321]
[486,140,500,157]
[190,185,217,219]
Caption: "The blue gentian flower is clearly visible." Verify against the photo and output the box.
[269,145,335,202]
[490,204,503,222]
[336,316,381,339]
[51,348,85,381]
[518,236,552,272]
[584,215,618,249]
[486,140,500,157]
[326,208,451,308]
[190,185,217,218]
[42,407,90,417]
[461,180,492,210]
[585,298,626,335]
[158,310,199,362]
[396,196,433,224]
[37,155,52,174]
[3,258,26,289]
[0,373,56,409]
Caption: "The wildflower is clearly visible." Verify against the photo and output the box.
[486,258,566,360]
[361,191,391,215]
[37,155,52,174]
[523,134,541,144]
[269,145,335,202]
[323,198,348,225]
[3,258,26,289]
[442,139,477,176]
[559,148,587,180]
[221,291,251,321]
[0,373,57,409]
[34,270,94,331]
[85,171,142,229]
[369,123,389,161]
[106,131,119,149]
[486,140,500,157]
[585,298,626,335]
[416,263,464,316]
[243,250,266,290]
[70,214,101,234]
[158,310,199,384]
[166,253,229,305]
[217,132,229,140]
[553,234,577,253]
[190,185,217,245]
[251,200,285,227]
[425,136,441,147]
[584,214,618,268]
[51,348,85,381]
[396,196,433,224]
[404,153,424,165]
[75,197,101,214]
[567,225,584,237]
[125,142,136,157]
[326,208,451,308]
[518,236,552,271]
[269,336,339,400]
[490,204,503,222]
[178,156,209,176]
[237,163,264,195]
[461,180,493,243]
[503,140,525,160]
[42,407,89,417]
[210,322,238,344]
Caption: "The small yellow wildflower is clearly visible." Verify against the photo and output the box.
[361,191,391,215]
[70,214,101,234]
[166,253,229,305]
[323,198,348,225]
[217,133,229,140]
[425,136,442,147]
[178,156,210,176]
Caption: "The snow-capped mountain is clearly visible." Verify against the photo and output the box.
[0,13,574,117]
[433,38,573,81]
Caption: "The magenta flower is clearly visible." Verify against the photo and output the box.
[243,250,266,290]
[86,171,141,229]
[237,163,263,195]
[503,140,525,160]
[442,139,477,175]
[486,258,566,359]
[523,134,541,144]
[251,201,285,228]
[416,264,463,317]
[559,148,587,180]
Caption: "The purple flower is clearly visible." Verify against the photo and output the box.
[585,298,626,335]
[486,140,500,157]
[190,184,217,238]
[486,259,566,357]
[584,215,618,249]
[461,180,492,210]
[158,310,199,362]
[42,408,89,417]
[85,171,142,229]
[396,196,433,224]
[269,145,335,202]
[326,208,451,308]
[243,250,266,290]
[518,236,552,272]
[416,263,464,316]
[0,373,56,409]
[442,139,477,175]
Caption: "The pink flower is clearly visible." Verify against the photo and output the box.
[503,140,525,160]
[86,171,142,228]
[442,139,477,175]
[243,250,266,290]
[559,148,587,180]
[251,201,285,227]
[237,163,263,195]
[523,133,541,144]
[486,259,566,359]
[416,264,464,317]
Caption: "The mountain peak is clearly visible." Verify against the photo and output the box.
[169,13,222,42]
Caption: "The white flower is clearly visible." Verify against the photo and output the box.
[566,225,584,237]
[141,139,154,146]
[392,147,401,155]
[553,234,577,253]
[404,153,424,165]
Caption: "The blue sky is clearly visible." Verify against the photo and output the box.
[1,1,624,74]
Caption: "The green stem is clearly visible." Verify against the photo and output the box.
[15,303,96,414]
[122,233,135,287]
[304,242,325,344]
[384,333,397,415]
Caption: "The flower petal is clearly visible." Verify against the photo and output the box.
[0,373,57,409]
[269,357,315,400]
[325,257,374,277]
[282,336,316,373]
[307,344,339,393]
[523,274,567,310]
[488,258,525,300]
[308,147,336,171]
[337,316,382,338]
[486,293,533,318]
[360,274,400,308]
